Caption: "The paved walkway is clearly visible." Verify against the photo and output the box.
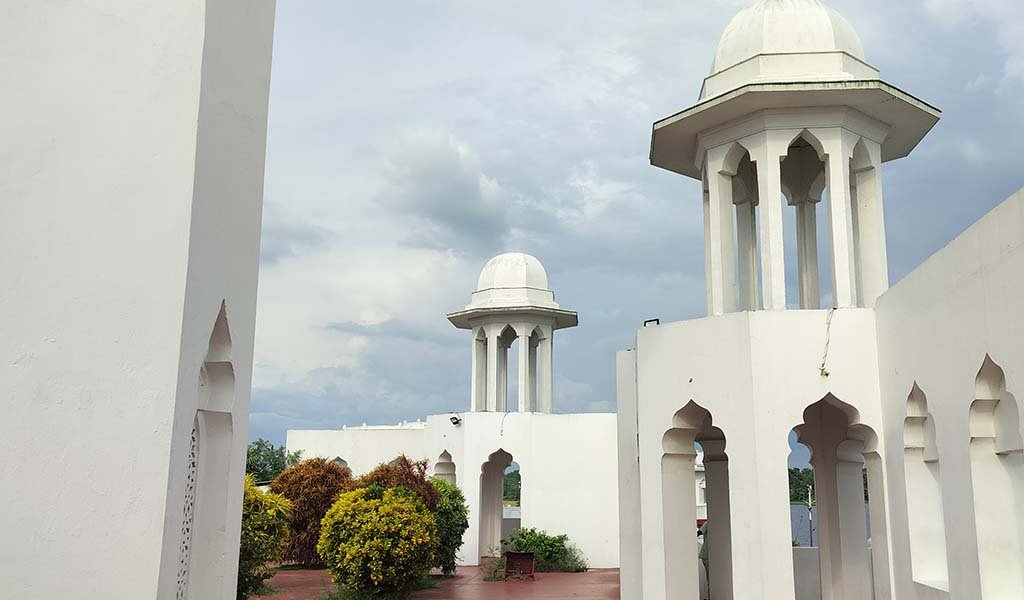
[264,567,620,599]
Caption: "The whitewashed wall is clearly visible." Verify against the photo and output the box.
[287,426,428,477]
[0,2,275,598]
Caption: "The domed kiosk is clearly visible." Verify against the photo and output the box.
[448,253,577,413]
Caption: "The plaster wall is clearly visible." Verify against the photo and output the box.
[631,309,882,600]
[287,427,428,477]
[874,188,1024,600]
[0,2,275,598]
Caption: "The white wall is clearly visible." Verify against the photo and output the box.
[287,426,428,476]
[875,188,1024,600]
[0,2,275,598]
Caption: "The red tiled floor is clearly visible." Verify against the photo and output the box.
[263,567,620,600]
[264,568,333,600]
[413,568,620,600]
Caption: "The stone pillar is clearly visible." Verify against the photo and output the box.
[539,333,553,413]
[752,132,787,310]
[702,440,733,599]
[703,147,738,316]
[819,129,859,308]
[485,328,500,412]
[497,340,508,412]
[837,441,872,600]
[470,329,486,412]
[662,452,700,599]
[517,332,531,413]
[796,200,821,309]
[736,199,759,311]
[528,337,538,413]
[851,139,888,307]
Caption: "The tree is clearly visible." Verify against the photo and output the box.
[237,475,291,599]
[348,455,439,511]
[788,467,815,504]
[246,438,302,483]
[318,487,437,595]
[503,469,521,504]
[430,478,470,576]
[269,457,352,566]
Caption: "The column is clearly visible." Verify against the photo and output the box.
[702,440,733,599]
[820,130,858,308]
[517,332,531,413]
[852,140,888,307]
[539,333,553,413]
[796,200,821,309]
[813,450,842,600]
[497,341,508,412]
[837,441,872,600]
[470,330,485,411]
[485,328,500,412]
[528,338,538,413]
[662,453,700,599]
[703,147,737,316]
[752,133,787,310]
[736,200,759,311]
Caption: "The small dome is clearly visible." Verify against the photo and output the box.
[711,0,865,75]
[476,253,549,292]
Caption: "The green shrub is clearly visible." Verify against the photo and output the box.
[237,475,292,600]
[429,478,469,576]
[270,457,353,566]
[317,486,438,595]
[502,528,588,573]
[348,455,439,511]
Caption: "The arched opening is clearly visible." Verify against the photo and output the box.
[479,449,514,558]
[435,450,456,485]
[903,384,949,590]
[180,302,236,599]
[503,461,522,541]
[790,395,887,600]
[661,401,732,599]
[332,456,348,469]
[849,139,886,307]
[780,130,827,310]
[969,356,1024,597]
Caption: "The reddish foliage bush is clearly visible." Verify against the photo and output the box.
[348,455,440,511]
[269,457,352,566]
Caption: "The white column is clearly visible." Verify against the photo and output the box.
[497,341,508,412]
[485,328,500,412]
[837,442,872,600]
[819,129,858,308]
[852,140,888,307]
[517,332,531,413]
[662,453,700,599]
[736,200,759,311]
[470,330,485,412]
[702,440,733,600]
[796,200,821,309]
[751,133,787,310]
[703,147,737,316]
[539,333,553,413]
[528,338,538,413]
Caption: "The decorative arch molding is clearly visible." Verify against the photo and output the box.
[792,393,890,600]
[479,448,515,558]
[969,355,1024,597]
[660,400,732,599]
[435,450,456,485]
[177,300,236,599]
[902,383,949,590]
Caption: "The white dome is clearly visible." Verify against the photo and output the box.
[476,252,549,292]
[712,0,865,74]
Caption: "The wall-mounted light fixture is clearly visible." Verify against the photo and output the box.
[644,318,661,327]
[449,414,462,426]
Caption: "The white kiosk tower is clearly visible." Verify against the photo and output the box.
[448,253,577,413]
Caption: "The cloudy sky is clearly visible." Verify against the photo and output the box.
[250,0,1024,455]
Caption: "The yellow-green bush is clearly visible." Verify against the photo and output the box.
[237,475,292,599]
[317,487,437,595]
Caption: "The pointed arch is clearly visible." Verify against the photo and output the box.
[479,449,515,558]
[903,383,949,590]
[786,129,826,161]
[969,355,1024,597]
[435,450,456,485]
